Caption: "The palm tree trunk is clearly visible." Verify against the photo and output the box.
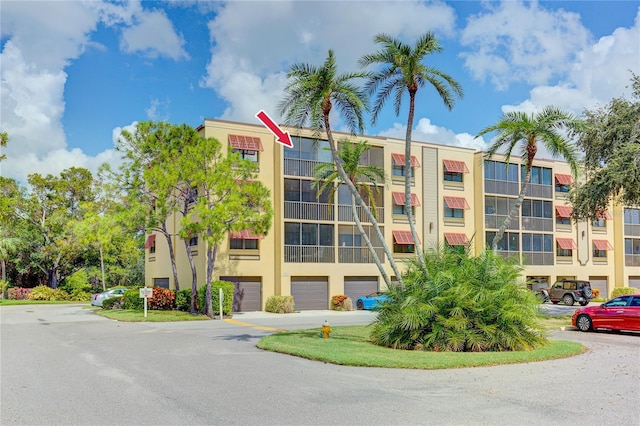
[323,116,404,287]
[405,91,426,271]
[351,194,392,287]
[492,167,531,251]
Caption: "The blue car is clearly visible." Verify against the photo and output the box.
[355,292,389,310]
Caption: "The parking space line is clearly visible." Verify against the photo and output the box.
[224,318,287,333]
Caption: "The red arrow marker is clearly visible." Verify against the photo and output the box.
[255,110,293,148]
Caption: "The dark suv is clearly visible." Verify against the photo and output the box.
[537,280,593,306]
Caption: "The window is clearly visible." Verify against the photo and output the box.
[284,179,330,203]
[555,206,572,226]
[150,240,156,254]
[443,160,469,182]
[557,245,572,257]
[393,230,416,253]
[522,199,553,218]
[624,208,640,224]
[187,187,198,204]
[486,231,519,252]
[592,218,606,228]
[393,204,414,215]
[444,206,463,218]
[189,236,198,247]
[230,238,258,250]
[285,223,333,246]
[232,148,258,163]
[522,233,554,265]
[284,137,332,162]
[392,164,414,178]
[392,192,420,215]
[523,166,552,185]
[484,160,519,195]
[593,247,607,258]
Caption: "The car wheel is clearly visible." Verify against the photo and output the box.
[356,300,364,310]
[579,301,589,306]
[563,294,574,306]
[576,314,593,332]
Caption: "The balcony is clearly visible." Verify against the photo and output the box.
[284,245,335,263]
[338,247,385,263]
[338,205,384,223]
[284,158,327,178]
[284,201,334,221]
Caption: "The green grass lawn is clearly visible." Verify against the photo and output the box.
[256,322,584,370]
[95,309,210,322]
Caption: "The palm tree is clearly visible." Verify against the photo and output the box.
[279,49,403,286]
[314,140,391,285]
[359,33,464,271]
[0,225,19,282]
[476,106,584,250]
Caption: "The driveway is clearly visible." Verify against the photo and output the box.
[1,304,638,425]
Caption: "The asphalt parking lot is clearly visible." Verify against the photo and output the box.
[1,304,638,425]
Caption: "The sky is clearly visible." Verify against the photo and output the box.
[1,0,639,184]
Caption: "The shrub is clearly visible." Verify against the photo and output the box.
[68,289,92,302]
[591,288,600,299]
[330,294,353,311]
[148,287,176,310]
[61,269,92,294]
[265,295,295,314]
[8,287,31,300]
[28,286,69,301]
[197,281,234,316]
[0,280,9,299]
[611,287,638,298]
[102,296,123,310]
[123,288,143,310]
[175,289,192,312]
[370,247,547,352]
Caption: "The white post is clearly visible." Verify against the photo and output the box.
[144,295,148,318]
[219,288,224,320]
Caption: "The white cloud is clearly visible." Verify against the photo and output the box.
[200,1,457,124]
[145,98,171,122]
[0,1,187,184]
[119,8,189,60]
[378,118,488,151]
[460,1,591,90]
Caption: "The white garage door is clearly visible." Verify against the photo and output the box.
[220,277,262,312]
[629,276,640,290]
[344,277,378,302]
[589,276,608,299]
[291,277,328,311]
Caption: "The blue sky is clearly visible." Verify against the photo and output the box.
[1,0,639,184]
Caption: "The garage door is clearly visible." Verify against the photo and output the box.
[153,278,169,289]
[291,277,328,311]
[344,277,378,302]
[629,276,640,289]
[589,276,608,299]
[220,277,262,312]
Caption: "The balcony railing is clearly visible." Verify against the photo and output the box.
[485,214,519,230]
[338,205,384,223]
[338,247,385,263]
[284,158,327,177]
[284,201,334,221]
[625,254,640,267]
[284,245,335,263]
[624,224,640,237]
[521,217,553,232]
[525,184,553,199]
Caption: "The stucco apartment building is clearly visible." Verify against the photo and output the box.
[145,118,640,311]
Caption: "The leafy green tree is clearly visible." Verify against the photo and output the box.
[14,168,96,287]
[476,107,583,250]
[360,33,463,271]
[0,225,19,282]
[115,121,196,291]
[370,247,547,352]
[570,74,640,218]
[314,140,391,284]
[279,49,403,286]
[176,136,273,317]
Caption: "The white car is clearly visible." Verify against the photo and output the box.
[91,288,126,307]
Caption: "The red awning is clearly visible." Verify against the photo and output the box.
[444,233,468,246]
[144,234,156,249]
[391,153,421,167]
[443,159,470,174]
[555,206,573,218]
[392,230,418,244]
[392,192,421,206]
[596,210,612,220]
[444,196,470,210]
[555,174,573,185]
[592,239,613,250]
[228,134,264,152]
[230,229,264,240]
[556,238,577,250]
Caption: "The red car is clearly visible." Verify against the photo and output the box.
[572,294,640,332]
